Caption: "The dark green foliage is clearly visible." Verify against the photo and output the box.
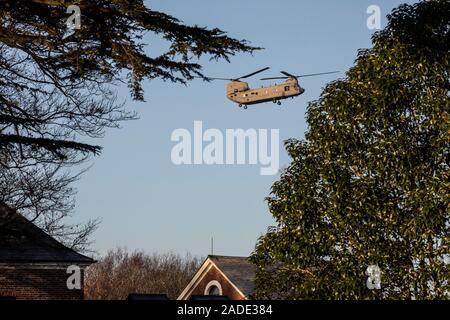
[252,0,449,299]
[0,0,257,159]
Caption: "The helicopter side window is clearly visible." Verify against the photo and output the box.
[284,86,290,91]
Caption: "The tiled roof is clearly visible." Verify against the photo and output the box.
[0,204,94,264]
[209,255,256,297]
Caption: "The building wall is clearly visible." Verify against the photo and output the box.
[0,265,85,300]
[188,265,245,300]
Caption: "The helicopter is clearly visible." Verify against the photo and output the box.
[198,67,339,109]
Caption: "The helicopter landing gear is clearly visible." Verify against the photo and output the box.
[243,105,248,110]
[239,104,248,110]
[272,99,281,106]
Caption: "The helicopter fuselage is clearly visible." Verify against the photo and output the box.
[226,78,305,106]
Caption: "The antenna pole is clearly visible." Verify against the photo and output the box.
[211,237,214,256]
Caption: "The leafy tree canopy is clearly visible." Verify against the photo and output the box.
[0,0,256,158]
[252,0,449,299]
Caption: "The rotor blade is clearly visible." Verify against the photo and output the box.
[207,77,234,81]
[295,71,340,78]
[193,76,232,81]
[237,67,270,80]
[280,71,297,78]
[260,77,289,81]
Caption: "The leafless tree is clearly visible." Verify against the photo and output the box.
[0,0,256,251]
[84,248,202,300]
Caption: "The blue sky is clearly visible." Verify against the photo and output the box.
[73,0,416,258]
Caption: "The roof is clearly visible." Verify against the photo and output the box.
[178,255,256,300]
[208,256,256,297]
[0,204,95,264]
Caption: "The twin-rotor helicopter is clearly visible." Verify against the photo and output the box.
[197,67,338,109]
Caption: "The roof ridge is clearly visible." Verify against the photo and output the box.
[0,204,94,263]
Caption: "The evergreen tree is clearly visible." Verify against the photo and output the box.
[252,0,449,299]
